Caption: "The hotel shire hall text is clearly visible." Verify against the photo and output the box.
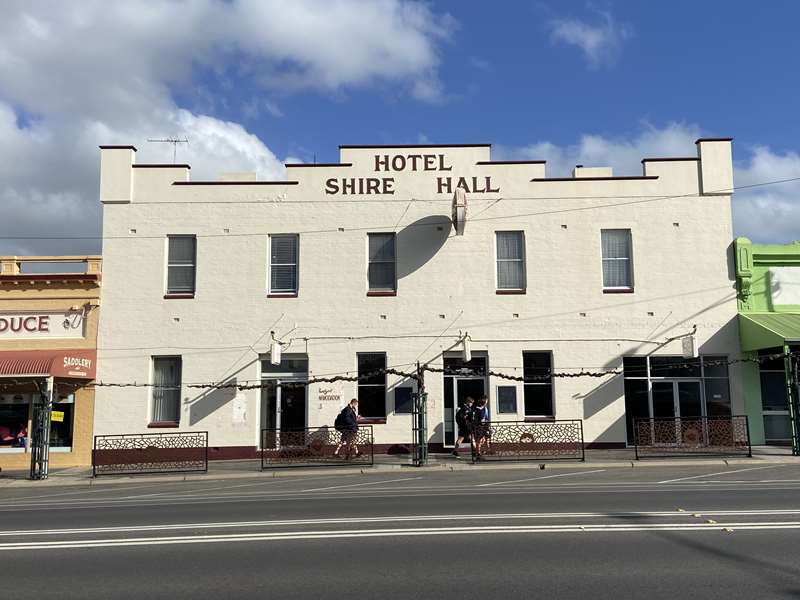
[91,139,745,459]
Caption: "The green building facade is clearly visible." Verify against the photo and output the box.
[735,237,800,454]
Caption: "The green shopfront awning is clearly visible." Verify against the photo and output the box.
[739,313,800,352]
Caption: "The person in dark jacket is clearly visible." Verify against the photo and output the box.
[472,396,491,459]
[334,398,360,458]
[452,396,475,458]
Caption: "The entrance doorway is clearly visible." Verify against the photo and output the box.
[443,355,487,448]
[260,355,308,449]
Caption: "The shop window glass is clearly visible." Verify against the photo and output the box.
[760,372,788,411]
[0,396,28,449]
[704,379,731,416]
[623,379,649,444]
[49,394,74,448]
[358,353,386,418]
[649,356,701,378]
[622,356,647,378]
[702,356,729,379]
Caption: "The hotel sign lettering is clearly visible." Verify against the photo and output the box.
[325,153,500,196]
[0,312,85,340]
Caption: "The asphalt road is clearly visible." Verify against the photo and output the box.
[3,463,800,599]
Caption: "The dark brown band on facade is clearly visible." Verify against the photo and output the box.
[476,160,546,165]
[339,143,491,149]
[99,145,137,151]
[285,163,353,168]
[133,164,191,169]
[531,176,659,182]
[641,157,699,163]
[172,181,299,186]
[695,137,733,143]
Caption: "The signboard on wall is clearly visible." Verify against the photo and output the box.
[0,312,85,340]
[769,268,800,305]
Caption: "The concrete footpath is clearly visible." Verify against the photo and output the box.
[1,446,795,488]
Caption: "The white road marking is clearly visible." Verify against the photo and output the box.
[2,509,800,538]
[658,465,784,484]
[4,521,800,550]
[300,477,423,492]
[477,469,606,487]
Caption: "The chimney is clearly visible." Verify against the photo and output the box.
[99,145,136,204]
[696,138,733,195]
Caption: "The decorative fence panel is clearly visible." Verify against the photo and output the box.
[634,416,751,459]
[93,431,208,476]
[471,420,584,463]
[261,425,374,469]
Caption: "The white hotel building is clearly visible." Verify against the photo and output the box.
[95,139,740,456]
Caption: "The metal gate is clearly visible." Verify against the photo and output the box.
[410,391,428,466]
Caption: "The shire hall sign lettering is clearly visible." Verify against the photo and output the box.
[324,153,500,195]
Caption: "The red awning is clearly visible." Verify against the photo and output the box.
[0,349,96,379]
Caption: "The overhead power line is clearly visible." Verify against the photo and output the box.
[1,176,798,241]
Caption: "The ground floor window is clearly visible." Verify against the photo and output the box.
[622,355,731,444]
[0,395,29,449]
[523,352,553,417]
[0,391,75,451]
[357,353,387,419]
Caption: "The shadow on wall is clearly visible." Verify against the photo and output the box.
[188,377,238,426]
[396,215,451,280]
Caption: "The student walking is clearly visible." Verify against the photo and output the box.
[334,398,360,458]
[472,396,491,459]
[452,396,475,458]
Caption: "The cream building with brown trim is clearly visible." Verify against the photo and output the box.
[0,256,100,470]
[94,140,740,457]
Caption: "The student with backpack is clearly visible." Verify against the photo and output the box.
[472,396,491,459]
[452,396,475,458]
[334,398,360,458]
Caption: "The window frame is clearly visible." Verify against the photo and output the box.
[495,230,526,292]
[268,234,299,296]
[366,233,397,295]
[600,229,634,292]
[165,235,197,297]
[496,385,518,414]
[357,352,388,420]
[522,351,554,418]
[150,355,182,427]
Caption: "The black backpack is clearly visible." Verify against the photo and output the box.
[334,408,347,432]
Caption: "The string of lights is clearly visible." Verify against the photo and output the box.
[2,350,793,393]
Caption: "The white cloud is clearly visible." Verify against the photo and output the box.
[498,123,800,243]
[0,0,455,254]
[548,10,631,69]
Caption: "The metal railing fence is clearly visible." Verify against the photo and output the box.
[93,431,208,476]
[261,425,374,469]
[634,415,751,459]
[470,419,585,463]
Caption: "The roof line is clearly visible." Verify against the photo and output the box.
[531,176,659,182]
[172,181,299,186]
[339,143,492,149]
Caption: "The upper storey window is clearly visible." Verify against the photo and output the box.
[367,233,396,294]
[269,234,299,296]
[166,236,196,297]
[601,229,633,292]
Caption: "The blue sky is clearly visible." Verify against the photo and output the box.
[1,0,799,255]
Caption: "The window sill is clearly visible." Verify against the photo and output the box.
[164,293,195,299]
[366,291,397,297]
[358,417,387,424]
[496,289,526,295]
[602,288,634,294]
[148,421,180,428]
[267,293,298,298]
[524,416,556,422]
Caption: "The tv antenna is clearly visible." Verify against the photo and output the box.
[147,137,189,163]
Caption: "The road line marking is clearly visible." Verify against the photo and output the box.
[4,521,800,550]
[658,465,783,484]
[477,469,606,487]
[300,477,423,492]
[3,508,800,537]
